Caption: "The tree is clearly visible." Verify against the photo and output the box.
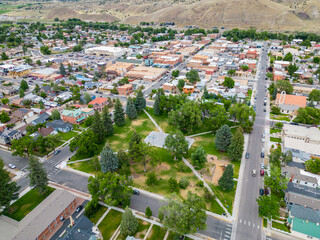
[163,131,189,160]
[305,158,320,174]
[177,79,185,92]
[271,106,280,114]
[308,89,320,102]
[40,46,51,55]
[51,109,60,120]
[218,164,234,191]
[91,111,105,143]
[160,192,207,236]
[1,52,9,60]
[68,64,73,73]
[293,107,320,125]
[69,129,98,157]
[172,70,180,78]
[20,79,29,91]
[229,103,256,132]
[59,63,66,76]
[73,44,83,52]
[241,65,249,71]
[27,156,48,194]
[313,57,320,64]
[114,99,125,126]
[126,97,137,119]
[146,172,158,186]
[87,172,132,207]
[227,69,236,76]
[153,92,161,116]
[228,127,244,161]
[168,101,202,132]
[283,52,293,62]
[287,63,298,77]
[0,158,20,212]
[25,57,32,65]
[275,80,293,94]
[100,146,118,173]
[215,125,232,152]
[168,177,179,192]
[34,84,40,93]
[264,165,288,194]
[102,106,113,136]
[1,98,9,105]
[257,195,280,220]
[186,69,200,83]
[208,105,227,131]
[120,207,138,236]
[11,136,34,157]
[191,146,207,168]
[118,150,130,168]
[135,89,146,113]
[36,60,42,66]
[269,147,282,167]
[83,92,92,104]
[222,77,234,88]
[282,150,293,165]
[145,206,152,218]
[0,111,10,123]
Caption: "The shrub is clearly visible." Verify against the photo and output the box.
[203,188,214,202]
[145,206,152,218]
[275,122,283,128]
[196,180,204,187]
[179,177,189,189]
[177,162,190,172]
[145,172,158,186]
[168,177,179,192]
[158,211,164,222]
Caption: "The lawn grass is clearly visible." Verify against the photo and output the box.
[86,204,108,225]
[68,159,100,175]
[272,221,290,233]
[0,10,12,14]
[59,131,79,141]
[208,198,225,215]
[263,218,268,228]
[5,187,54,221]
[147,225,167,240]
[210,182,237,215]
[270,114,290,121]
[99,209,122,239]
[270,137,282,143]
[270,128,281,134]
[134,219,151,239]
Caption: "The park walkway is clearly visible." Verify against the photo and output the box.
[143,109,163,132]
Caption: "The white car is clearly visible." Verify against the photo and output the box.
[260,163,265,169]
[8,163,16,169]
[262,138,265,143]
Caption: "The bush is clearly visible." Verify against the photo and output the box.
[179,177,189,189]
[275,122,283,128]
[168,177,179,192]
[84,198,98,218]
[158,211,164,222]
[145,206,152,218]
[196,180,204,187]
[203,188,214,202]
[271,106,281,114]
[146,172,158,186]
[177,162,190,172]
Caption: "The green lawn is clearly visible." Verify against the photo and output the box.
[0,10,12,14]
[59,131,79,141]
[134,219,151,239]
[5,187,54,221]
[208,198,225,215]
[68,159,100,175]
[270,114,290,121]
[263,218,268,228]
[147,225,167,240]
[272,221,290,233]
[99,209,122,239]
[270,137,282,143]
[85,204,108,225]
[270,128,282,134]
[210,182,237,215]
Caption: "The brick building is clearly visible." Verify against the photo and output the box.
[118,84,133,95]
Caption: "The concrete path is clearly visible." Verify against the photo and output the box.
[182,157,231,218]
[143,109,163,132]
[143,223,154,240]
[187,131,213,138]
[95,207,111,227]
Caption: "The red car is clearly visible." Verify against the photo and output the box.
[260,169,265,176]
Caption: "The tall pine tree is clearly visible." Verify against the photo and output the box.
[27,156,48,194]
[228,127,245,161]
[102,106,114,136]
[59,63,66,76]
[215,125,232,152]
[218,164,234,191]
[114,99,125,126]
[135,89,146,113]
[126,97,137,120]
[100,146,118,173]
[0,158,20,211]
[91,110,105,143]
[153,92,161,116]
[120,206,138,236]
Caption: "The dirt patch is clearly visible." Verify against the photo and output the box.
[207,155,231,185]
[131,119,145,126]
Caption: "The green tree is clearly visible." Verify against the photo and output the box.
[313,57,320,64]
[126,97,137,119]
[168,177,179,192]
[27,156,48,194]
[160,192,207,236]
[241,65,249,71]
[11,136,34,157]
[191,146,207,168]
[264,165,288,194]
[293,107,320,125]
[51,109,60,120]
[208,105,227,131]
[257,195,280,220]
[118,150,129,168]
[228,127,244,161]
[87,172,132,207]
[59,63,66,76]
[40,46,51,55]
[287,63,298,77]
[40,91,47,99]
[168,101,202,132]
[172,70,180,78]
[36,60,42,66]
[0,158,20,212]
[308,89,320,101]
[145,206,152,218]
[73,45,83,52]
[83,92,92,104]
[153,92,161,116]
[282,150,293,165]
[177,79,185,92]
[218,164,234,191]
[283,52,293,62]
[102,106,113,136]
[1,98,9,105]
[0,111,10,123]
[1,52,9,60]
[114,99,125,126]
[275,80,293,94]
[146,172,158,186]
[91,111,105,143]
[215,125,232,152]
[163,131,189,160]
[69,129,98,157]
[186,69,200,83]
[120,207,138,236]
[305,158,320,174]
[229,103,256,132]
[269,147,282,167]
[34,84,40,93]
[134,89,146,113]
[25,57,32,65]
[100,146,118,173]
[20,79,29,91]
[227,69,236,76]
[68,63,73,73]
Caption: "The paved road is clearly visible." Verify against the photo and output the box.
[232,43,269,240]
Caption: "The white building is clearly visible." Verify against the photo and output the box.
[84,46,128,57]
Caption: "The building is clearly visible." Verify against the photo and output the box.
[88,97,109,111]
[281,124,320,161]
[275,93,307,114]
[47,120,73,132]
[105,62,134,77]
[61,109,86,124]
[125,66,166,82]
[183,85,195,94]
[0,86,17,95]
[0,129,22,144]
[163,83,176,93]
[85,46,127,57]
[81,107,95,118]
[31,113,50,125]
[118,84,133,96]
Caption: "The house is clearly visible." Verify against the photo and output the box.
[61,109,85,124]
[54,92,72,102]
[38,127,57,136]
[118,84,133,96]
[81,107,95,118]
[0,86,17,95]
[183,86,194,94]
[88,97,108,111]
[31,113,50,125]
[163,83,176,93]
[275,93,307,114]
[11,109,34,123]
[47,120,73,132]
[0,129,22,144]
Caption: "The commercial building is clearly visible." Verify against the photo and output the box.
[61,109,86,124]
[118,84,133,96]
[88,97,109,111]
[105,62,134,77]
[275,93,307,114]
[85,46,127,57]
[126,66,166,82]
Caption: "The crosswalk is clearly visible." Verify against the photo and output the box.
[223,223,233,240]
[239,219,260,229]
[47,167,62,177]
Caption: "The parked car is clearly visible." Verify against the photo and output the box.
[54,150,61,155]
[8,163,16,169]
[260,169,265,176]
[133,189,140,195]
[76,205,83,212]
[252,169,257,177]
[260,163,265,169]
[245,152,250,159]
[259,188,264,196]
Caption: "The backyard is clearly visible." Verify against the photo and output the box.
[98,209,122,239]
[146,225,167,240]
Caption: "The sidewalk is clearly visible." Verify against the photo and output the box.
[143,109,163,132]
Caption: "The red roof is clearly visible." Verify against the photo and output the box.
[88,97,108,105]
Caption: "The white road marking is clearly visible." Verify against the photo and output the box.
[257,225,260,229]
[248,221,250,226]
[240,219,242,223]
[253,224,255,228]
[244,220,246,225]
[225,231,231,234]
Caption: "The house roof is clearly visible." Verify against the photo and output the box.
[32,113,50,125]
[290,204,320,224]
[38,127,55,136]
[60,215,96,240]
[88,97,108,105]
[47,119,72,129]
[276,93,307,108]
[62,109,82,118]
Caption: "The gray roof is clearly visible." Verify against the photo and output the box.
[286,182,320,199]
[47,119,72,130]
[290,204,320,224]
[12,189,76,240]
[60,215,96,240]
[287,161,305,169]
[32,112,50,125]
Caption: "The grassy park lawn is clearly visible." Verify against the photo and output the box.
[270,114,290,121]
[270,137,282,143]
[5,187,54,221]
[210,182,237,215]
[270,128,282,134]
[99,209,122,239]
[272,221,291,233]
[68,159,100,175]
[86,204,108,224]
[147,225,167,240]
[208,198,225,215]
[59,131,79,141]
